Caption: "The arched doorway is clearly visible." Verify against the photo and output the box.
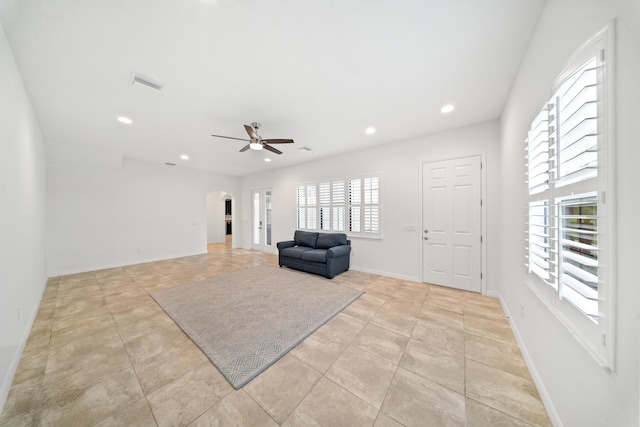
[206,190,233,250]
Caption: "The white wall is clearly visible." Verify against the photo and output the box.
[47,157,240,275]
[239,120,501,287]
[0,22,47,410]
[499,1,640,425]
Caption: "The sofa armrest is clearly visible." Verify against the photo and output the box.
[277,240,296,251]
[326,245,351,258]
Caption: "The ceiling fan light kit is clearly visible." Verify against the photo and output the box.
[211,122,294,155]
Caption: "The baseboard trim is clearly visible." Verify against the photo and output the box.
[47,250,207,278]
[487,290,562,427]
[349,266,421,283]
[0,277,47,414]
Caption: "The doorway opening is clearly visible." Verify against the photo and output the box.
[251,188,272,252]
[206,190,233,252]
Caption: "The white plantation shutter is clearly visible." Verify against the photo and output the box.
[296,185,306,229]
[559,194,598,320]
[348,176,380,236]
[296,184,317,230]
[527,200,553,284]
[527,108,551,194]
[319,182,331,230]
[363,177,380,233]
[332,181,345,231]
[306,185,317,229]
[525,103,555,287]
[556,57,598,185]
[349,179,361,232]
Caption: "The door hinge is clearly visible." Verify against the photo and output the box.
[480,272,483,280]
[480,235,483,243]
[600,49,605,62]
[480,199,483,207]
[480,162,483,170]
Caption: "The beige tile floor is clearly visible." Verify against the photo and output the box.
[0,240,552,426]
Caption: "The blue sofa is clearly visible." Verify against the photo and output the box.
[277,230,351,279]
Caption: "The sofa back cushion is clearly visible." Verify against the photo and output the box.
[316,233,348,249]
[294,230,319,248]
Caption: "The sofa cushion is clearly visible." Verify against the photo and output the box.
[300,249,327,263]
[294,230,319,248]
[281,246,314,260]
[316,233,348,249]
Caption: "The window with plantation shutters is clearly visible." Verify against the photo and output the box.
[296,174,381,238]
[524,23,615,370]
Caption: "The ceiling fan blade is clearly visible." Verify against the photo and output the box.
[263,144,283,155]
[244,124,258,140]
[211,134,250,142]
[239,144,251,152]
[263,139,294,144]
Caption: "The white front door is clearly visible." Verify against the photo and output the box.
[251,188,273,252]
[422,156,482,292]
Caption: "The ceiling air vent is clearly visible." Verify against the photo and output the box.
[298,146,313,152]
[130,73,163,91]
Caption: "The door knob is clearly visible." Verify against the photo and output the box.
[424,236,429,240]
[424,229,429,234]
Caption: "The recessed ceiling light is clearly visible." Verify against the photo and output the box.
[441,105,455,113]
[264,158,272,162]
[365,127,376,135]
[117,116,133,124]
[180,154,189,160]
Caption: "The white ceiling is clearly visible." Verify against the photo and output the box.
[1,0,544,176]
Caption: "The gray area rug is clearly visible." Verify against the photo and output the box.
[151,266,363,389]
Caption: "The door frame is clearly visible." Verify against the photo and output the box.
[250,187,273,253]
[419,153,487,294]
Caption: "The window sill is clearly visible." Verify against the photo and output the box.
[346,234,382,240]
[524,276,613,372]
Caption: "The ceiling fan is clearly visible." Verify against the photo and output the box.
[211,122,294,155]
